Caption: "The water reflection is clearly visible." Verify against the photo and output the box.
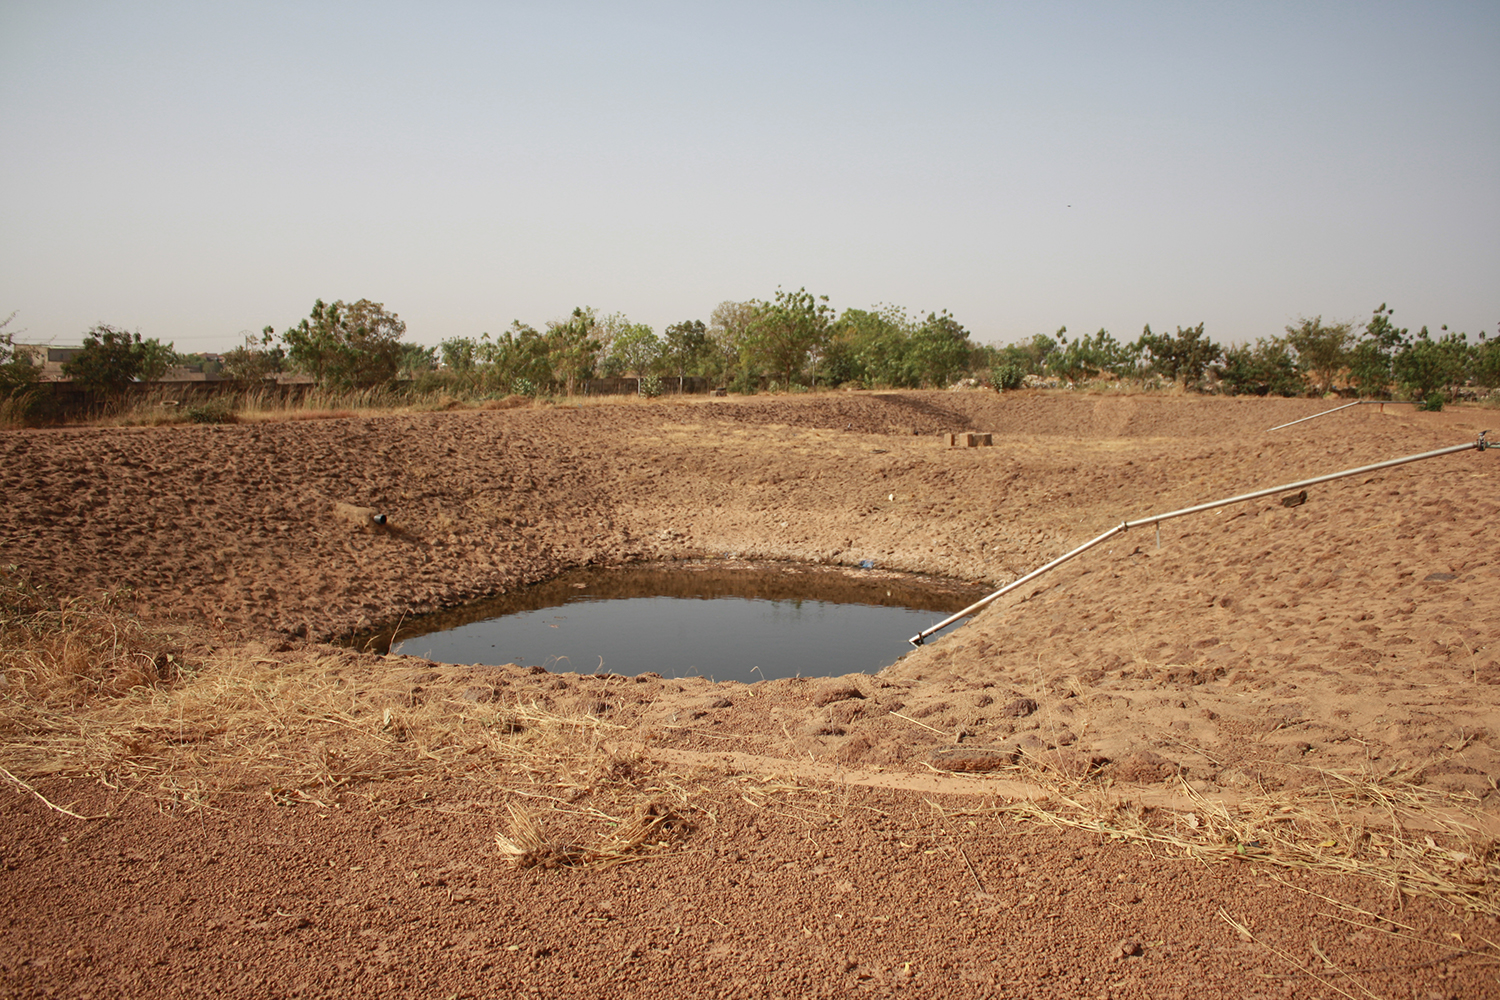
[350,561,988,683]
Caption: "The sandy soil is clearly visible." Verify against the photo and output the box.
[2,390,1498,997]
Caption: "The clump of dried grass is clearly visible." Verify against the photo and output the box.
[495,798,691,870]
[2,604,700,867]
[0,567,181,709]
[932,761,1500,917]
[479,395,533,411]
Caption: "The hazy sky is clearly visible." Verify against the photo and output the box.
[2,1,1496,354]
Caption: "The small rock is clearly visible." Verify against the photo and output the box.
[1001,697,1039,718]
[1276,741,1313,761]
[1048,750,1111,779]
[802,722,846,737]
[1016,733,1049,753]
[828,701,864,725]
[1114,750,1182,783]
[813,682,865,707]
[929,747,1018,773]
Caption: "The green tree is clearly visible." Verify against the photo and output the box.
[137,338,181,382]
[1393,326,1468,403]
[1214,337,1303,397]
[662,319,709,380]
[607,323,661,377]
[746,287,832,390]
[833,304,914,387]
[63,324,147,396]
[1048,327,1132,383]
[906,311,974,387]
[992,332,1059,376]
[279,299,408,389]
[178,352,222,376]
[1473,331,1500,388]
[817,334,863,387]
[440,336,479,371]
[1285,315,1354,396]
[483,322,554,395]
[0,311,39,399]
[398,342,438,379]
[221,327,286,383]
[1347,304,1406,398]
[708,300,761,390]
[1136,323,1221,387]
[545,307,601,395]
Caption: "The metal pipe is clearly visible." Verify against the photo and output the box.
[907,524,1126,646]
[907,432,1491,647]
[1267,399,1416,432]
[1120,437,1486,530]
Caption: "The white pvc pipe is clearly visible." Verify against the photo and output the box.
[906,524,1127,647]
[1267,399,1416,432]
[907,433,1492,646]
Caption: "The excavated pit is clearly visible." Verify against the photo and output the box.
[348,559,991,683]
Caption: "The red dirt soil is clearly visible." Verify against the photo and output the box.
[2,390,1498,998]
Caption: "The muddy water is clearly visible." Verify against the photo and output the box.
[350,560,990,683]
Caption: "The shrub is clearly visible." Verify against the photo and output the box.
[62,325,145,397]
[989,364,1025,391]
[185,399,237,424]
[1214,338,1304,397]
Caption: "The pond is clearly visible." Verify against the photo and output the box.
[350,560,989,684]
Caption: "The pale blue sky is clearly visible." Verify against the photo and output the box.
[2,1,1496,354]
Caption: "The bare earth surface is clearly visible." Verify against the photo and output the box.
[2,390,1499,998]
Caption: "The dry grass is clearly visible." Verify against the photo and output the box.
[495,798,693,870]
[1,586,700,860]
[928,747,1500,917]
[0,567,182,707]
[3,647,644,804]
[5,574,1497,909]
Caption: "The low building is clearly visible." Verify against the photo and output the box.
[10,344,84,380]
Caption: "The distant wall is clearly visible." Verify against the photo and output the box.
[583,376,713,396]
[10,372,748,423]
[15,379,323,422]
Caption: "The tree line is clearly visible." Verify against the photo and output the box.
[981,305,1499,407]
[3,297,1497,411]
[191,289,982,398]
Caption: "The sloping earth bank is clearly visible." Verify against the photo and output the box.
[2,391,1499,997]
